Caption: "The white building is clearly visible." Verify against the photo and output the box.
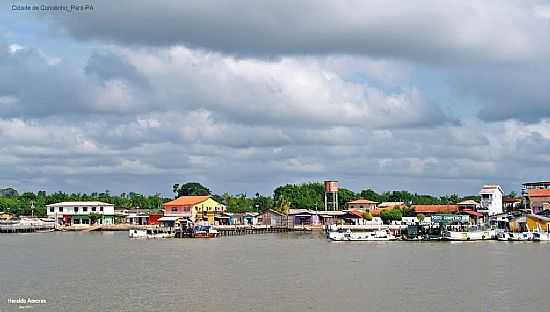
[46,201,115,225]
[479,185,504,216]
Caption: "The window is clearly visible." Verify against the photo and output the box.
[58,207,63,212]
[74,219,80,224]
[83,207,88,212]
[100,207,104,212]
[172,207,177,212]
[50,207,54,212]
[74,207,79,213]
[92,207,96,212]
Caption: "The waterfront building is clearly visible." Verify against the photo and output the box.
[46,201,115,225]
[525,189,550,214]
[526,214,550,232]
[288,209,318,225]
[378,202,405,209]
[256,209,287,226]
[521,181,550,213]
[479,185,504,216]
[457,200,480,211]
[214,212,233,225]
[346,199,378,210]
[412,205,459,216]
[502,196,522,212]
[242,212,259,225]
[163,196,225,224]
[126,212,149,225]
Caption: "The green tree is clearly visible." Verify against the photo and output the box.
[274,196,291,214]
[363,210,372,221]
[174,182,211,197]
[417,213,425,222]
[273,182,323,210]
[88,213,101,225]
[380,207,403,224]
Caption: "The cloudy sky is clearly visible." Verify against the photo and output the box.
[2,0,550,197]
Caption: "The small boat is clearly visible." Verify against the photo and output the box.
[192,225,219,238]
[532,231,550,241]
[443,229,495,241]
[129,229,175,239]
[329,229,396,241]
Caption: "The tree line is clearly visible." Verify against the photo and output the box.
[1,181,484,217]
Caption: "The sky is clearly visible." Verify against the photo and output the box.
[2,0,550,197]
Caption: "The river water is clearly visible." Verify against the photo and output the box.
[0,231,548,312]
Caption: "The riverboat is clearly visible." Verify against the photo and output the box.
[442,228,496,241]
[192,225,219,238]
[404,224,442,240]
[128,229,175,239]
[328,229,396,241]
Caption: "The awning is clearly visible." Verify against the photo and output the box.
[294,214,313,217]
[158,216,179,221]
[462,210,484,218]
[215,216,230,219]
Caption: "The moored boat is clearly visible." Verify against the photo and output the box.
[443,229,495,241]
[192,225,219,238]
[328,229,396,241]
[129,229,175,239]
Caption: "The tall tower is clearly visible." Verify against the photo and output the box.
[324,180,339,211]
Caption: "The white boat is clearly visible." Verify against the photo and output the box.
[329,229,396,241]
[532,231,550,241]
[192,225,220,238]
[129,229,175,239]
[496,232,512,241]
[443,229,495,241]
[529,224,550,241]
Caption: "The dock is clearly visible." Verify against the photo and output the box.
[213,225,294,236]
[0,223,55,233]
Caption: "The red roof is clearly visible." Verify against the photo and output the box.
[528,189,550,197]
[163,196,209,207]
[369,208,390,217]
[346,209,364,218]
[412,205,458,214]
[461,209,483,218]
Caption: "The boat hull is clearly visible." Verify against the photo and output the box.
[328,230,396,241]
[129,229,175,239]
[443,230,495,241]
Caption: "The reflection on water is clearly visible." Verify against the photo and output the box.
[0,231,548,312]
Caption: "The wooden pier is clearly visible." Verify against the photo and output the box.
[213,225,294,236]
[0,223,55,233]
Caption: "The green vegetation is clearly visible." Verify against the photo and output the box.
[0,181,484,217]
[0,190,168,217]
[380,207,404,223]
[172,182,211,197]
[363,210,373,221]
[417,213,426,222]
[88,213,101,224]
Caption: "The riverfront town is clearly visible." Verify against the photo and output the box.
[2,180,550,241]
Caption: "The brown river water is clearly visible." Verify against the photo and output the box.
[0,231,548,312]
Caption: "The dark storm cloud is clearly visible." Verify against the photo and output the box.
[42,0,549,63]
[37,0,550,123]
[0,45,94,117]
[447,64,550,123]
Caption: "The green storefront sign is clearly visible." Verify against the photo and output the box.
[431,214,469,224]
